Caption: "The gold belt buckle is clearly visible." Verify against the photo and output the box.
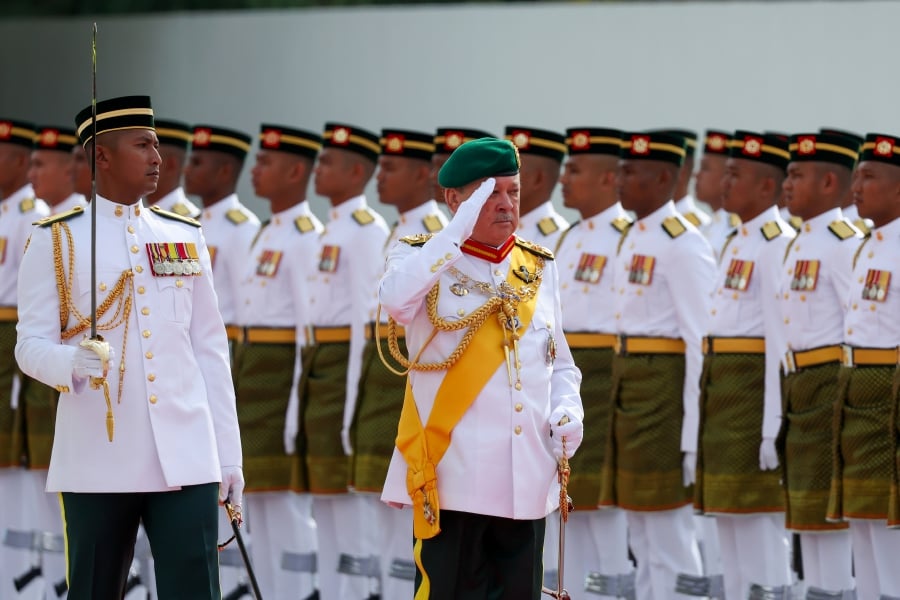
[702,337,711,355]
[614,335,624,355]
[841,345,854,367]
[785,350,796,373]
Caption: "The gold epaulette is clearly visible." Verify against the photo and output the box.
[170,202,197,218]
[828,219,858,241]
[728,213,741,228]
[515,237,554,260]
[537,217,560,236]
[852,218,871,236]
[352,208,376,225]
[20,197,36,213]
[422,214,444,233]
[611,216,633,234]
[683,212,702,227]
[761,220,784,241]
[34,205,84,227]
[789,215,803,231]
[399,233,433,247]
[226,208,249,225]
[150,205,201,227]
[294,215,315,233]
[662,216,687,239]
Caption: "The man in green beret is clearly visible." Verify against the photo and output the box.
[379,138,584,599]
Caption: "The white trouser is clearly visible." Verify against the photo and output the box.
[716,513,792,600]
[798,530,854,591]
[565,507,632,597]
[0,469,39,600]
[22,471,63,600]
[694,514,723,576]
[375,500,414,600]
[313,494,373,600]
[627,505,701,600]
[245,491,317,600]
[849,519,900,599]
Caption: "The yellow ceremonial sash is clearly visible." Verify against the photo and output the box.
[396,245,541,540]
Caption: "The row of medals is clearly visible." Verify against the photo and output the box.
[153,259,201,276]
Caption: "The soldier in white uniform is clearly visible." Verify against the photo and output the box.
[505,126,569,253]
[829,133,900,599]
[778,132,864,597]
[355,128,447,599]
[651,129,713,231]
[380,136,583,600]
[694,131,795,599]
[430,128,495,209]
[183,124,260,339]
[695,130,740,261]
[145,119,201,219]
[601,131,714,599]
[71,142,92,198]
[30,126,87,214]
[302,122,388,600]
[555,127,636,598]
[15,95,244,600]
[235,124,324,600]
[0,118,49,598]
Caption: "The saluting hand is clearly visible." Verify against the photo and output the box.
[443,177,496,244]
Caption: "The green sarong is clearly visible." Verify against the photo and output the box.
[567,346,613,510]
[0,321,21,467]
[350,336,406,493]
[695,353,783,514]
[827,365,893,521]
[300,341,351,494]
[233,341,305,492]
[886,365,900,527]
[14,375,58,469]
[778,363,847,531]
[600,353,691,511]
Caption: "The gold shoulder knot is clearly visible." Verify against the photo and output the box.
[294,215,315,233]
[352,208,376,226]
[150,205,201,227]
[728,213,742,228]
[852,218,871,236]
[760,220,784,241]
[399,233,433,247]
[788,215,803,230]
[225,208,249,225]
[683,212,702,227]
[828,219,858,241]
[34,205,85,227]
[170,202,197,218]
[537,217,560,236]
[515,237,555,260]
[422,214,444,233]
[662,216,687,238]
[19,197,36,213]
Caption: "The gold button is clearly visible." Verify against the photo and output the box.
[131,245,139,254]
[147,374,156,382]
[636,289,643,296]
[135,265,143,273]
[445,253,453,260]
[141,307,150,316]
[430,266,438,273]
[457,308,465,316]
[128,225,135,234]
[437,258,445,266]
[149,395,157,404]
[731,293,738,300]
[784,318,790,324]
[852,303,858,310]
[176,280,184,288]
[135,207,140,216]
[800,294,806,302]
[114,206,123,216]
[847,328,853,335]
[711,309,717,315]
[145,351,153,359]
[142,330,151,338]
[515,403,523,412]
[494,270,503,276]
[137,286,145,294]
[99,283,107,291]
[514,425,522,435]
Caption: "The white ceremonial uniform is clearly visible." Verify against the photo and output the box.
[380,232,583,515]
[555,202,634,596]
[840,216,900,599]
[778,207,862,591]
[518,200,569,253]
[611,200,716,600]
[704,207,740,262]
[376,200,447,600]
[199,194,260,326]
[306,194,388,600]
[236,201,323,600]
[675,194,712,230]
[148,186,201,219]
[47,192,86,215]
[705,207,795,599]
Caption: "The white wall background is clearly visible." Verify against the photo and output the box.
[1,0,895,222]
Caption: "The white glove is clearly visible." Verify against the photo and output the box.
[682,451,696,486]
[759,436,779,470]
[549,411,583,459]
[442,178,496,244]
[219,465,245,515]
[72,341,115,380]
[341,427,352,456]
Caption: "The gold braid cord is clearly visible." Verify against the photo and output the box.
[52,222,135,441]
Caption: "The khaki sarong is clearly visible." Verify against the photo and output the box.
[0,321,21,467]
[14,375,58,469]
[886,364,900,526]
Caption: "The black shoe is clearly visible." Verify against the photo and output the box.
[366,595,381,600]
[301,591,320,600]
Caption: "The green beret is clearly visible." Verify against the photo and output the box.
[437,137,520,188]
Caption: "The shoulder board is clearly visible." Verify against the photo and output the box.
[170,202,198,218]
[34,205,85,227]
[19,197,36,213]
[760,220,784,241]
[852,218,871,236]
[537,217,560,236]
[789,215,803,231]
[610,216,633,234]
[399,233,433,247]
[226,208,249,225]
[150,205,201,227]
[662,216,687,239]
[728,213,741,228]
[515,237,554,260]
[352,208,375,226]
[683,212,702,227]
[422,214,444,233]
[828,219,858,241]
[294,215,315,234]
